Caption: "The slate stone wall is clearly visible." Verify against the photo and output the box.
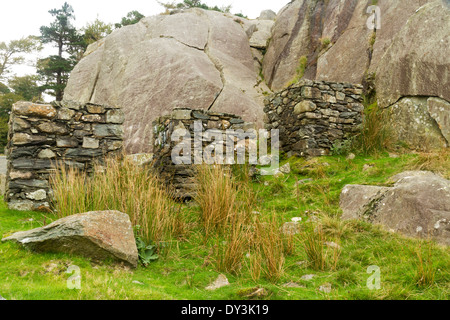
[263,80,364,157]
[5,101,124,211]
[152,108,256,199]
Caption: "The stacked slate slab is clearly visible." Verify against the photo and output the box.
[5,101,124,212]
[152,108,256,200]
[263,79,364,157]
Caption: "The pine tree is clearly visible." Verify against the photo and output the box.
[114,11,145,29]
[38,2,84,101]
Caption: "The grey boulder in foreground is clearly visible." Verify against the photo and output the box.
[2,210,138,268]
[340,171,450,246]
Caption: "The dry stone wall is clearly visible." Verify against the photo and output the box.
[263,80,364,157]
[152,108,256,199]
[5,101,124,211]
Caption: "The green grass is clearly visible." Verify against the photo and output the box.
[0,152,449,300]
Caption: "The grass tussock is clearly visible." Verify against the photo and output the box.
[214,214,250,275]
[195,164,254,274]
[50,156,184,246]
[302,224,341,271]
[320,213,355,240]
[251,214,286,282]
[352,102,392,156]
[195,165,285,281]
[415,241,436,288]
[406,149,450,179]
[303,225,327,271]
[194,165,241,239]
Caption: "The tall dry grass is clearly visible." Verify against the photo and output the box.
[302,224,341,271]
[252,214,285,282]
[214,214,251,275]
[352,102,392,155]
[194,164,252,239]
[415,240,436,287]
[195,164,285,281]
[50,157,184,246]
[303,225,327,270]
[194,164,253,273]
[406,149,450,179]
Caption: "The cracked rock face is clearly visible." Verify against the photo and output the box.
[263,0,448,97]
[340,171,450,246]
[387,97,449,149]
[64,9,268,154]
[262,0,449,150]
[375,1,450,108]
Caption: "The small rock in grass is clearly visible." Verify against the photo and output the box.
[389,153,399,158]
[282,282,305,288]
[295,178,313,186]
[132,280,145,285]
[296,261,307,267]
[239,287,269,298]
[325,241,341,249]
[281,222,301,235]
[274,171,284,178]
[205,274,229,291]
[347,153,356,160]
[319,283,332,293]
[301,274,315,281]
[279,163,291,174]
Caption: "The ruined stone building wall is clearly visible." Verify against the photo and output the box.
[5,101,124,211]
[263,80,364,157]
[152,108,256,199]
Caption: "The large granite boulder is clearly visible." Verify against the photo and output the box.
[2,210,139,267]
[340,171,450,245]
[64,9,268,154]
[261,0,449,150]
[65,2,449,152]
[263,0,447,93]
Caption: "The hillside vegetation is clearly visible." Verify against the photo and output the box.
[1,151,448,300]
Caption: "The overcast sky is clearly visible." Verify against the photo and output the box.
[1,0,288,41]
[1,0,289,79]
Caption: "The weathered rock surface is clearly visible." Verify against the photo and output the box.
[64,1,449,152]
[387,97,449,150]
[258,10,277,21]
[263,0,448,95]
[2,210,138,267]
[262,0,449,150]
[205,274,230,290]
[65,8,268,154]
[340,171,450,245]
[376,1,450,108]
[246,20,274,49]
